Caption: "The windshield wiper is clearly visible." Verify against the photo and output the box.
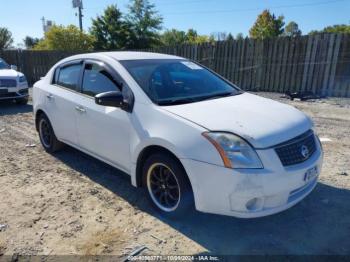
[158,92,236,106]
[199,92,235,101]
[158,97,198,106]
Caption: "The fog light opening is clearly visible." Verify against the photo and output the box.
[246,197,263,211]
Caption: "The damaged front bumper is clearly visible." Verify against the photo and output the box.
[181,139,323,218]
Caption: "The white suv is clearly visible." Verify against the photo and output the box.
[33,52,323,218]
[0,58,29,104]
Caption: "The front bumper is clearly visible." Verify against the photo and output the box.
[181,139,323,218]
[0,87,29,100]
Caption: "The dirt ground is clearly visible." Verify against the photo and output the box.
[0,91,349,258]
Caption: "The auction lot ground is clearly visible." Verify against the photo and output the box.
[0,91,349,257]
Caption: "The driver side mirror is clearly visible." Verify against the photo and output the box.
[10,65,18,71]
[95,91,124,108]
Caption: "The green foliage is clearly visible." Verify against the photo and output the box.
[126,0,163,48]
[24,36,40,49]
[309,24,350,35]
[34,25,95,51]
[194,35,210,44]
[226,33,234,41]
[249,9,285,39]
[284,21,302,37]
[236,33,244,40]
[0,27,14,50]
[161,29,209,46]
[186,29,198,44]
[90,5,132,50]
[161,29,187,46]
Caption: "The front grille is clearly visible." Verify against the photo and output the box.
[0,92,17,98]
[0,78,17,87]
[275,130,317,166]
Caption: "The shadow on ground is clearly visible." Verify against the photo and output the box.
[0,101,32,116]
[54,146,350,255]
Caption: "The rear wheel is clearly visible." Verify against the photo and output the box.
[38,114,63,153]
[143,154,194,217]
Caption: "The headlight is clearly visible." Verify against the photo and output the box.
[19,76,27,82]
[203,132,263,169]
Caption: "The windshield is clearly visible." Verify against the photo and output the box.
[0,59,10,70]
[120,59,241,105]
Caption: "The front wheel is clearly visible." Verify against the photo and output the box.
[38,114,63,153]
[143,154,194,217]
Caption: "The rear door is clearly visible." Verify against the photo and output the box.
[74,60,132,172]
[45,61,83,146]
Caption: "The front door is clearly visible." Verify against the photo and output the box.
[75,61,132,172]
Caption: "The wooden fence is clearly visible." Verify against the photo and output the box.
[1,33,350,97]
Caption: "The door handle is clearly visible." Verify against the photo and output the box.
[46,94,54,100]
[75,105,86,113]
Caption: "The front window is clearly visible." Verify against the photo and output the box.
[120,59,241,105]
[82,63,120,97]
[0,59,9,70]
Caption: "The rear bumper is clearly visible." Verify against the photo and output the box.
[181,139,323,218]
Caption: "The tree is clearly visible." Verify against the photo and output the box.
[210,32,228,41]
[24,36,40,49]
[186,29,198,44]
[90,5,132,50]
[126,0,163,48]
[161,29,187,46]
[226,33,234,41]
[249,10,285,39]
[34,25,95,51]
[161,28,209,46]
[0,27,14,50]
[284,21,302,37]
[194,35,210,44]
[236,33,244,40]
[309,24,350,35]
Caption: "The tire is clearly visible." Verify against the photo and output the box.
[16,97,28,105]
[142,153,194,217]
[37,114,64,153]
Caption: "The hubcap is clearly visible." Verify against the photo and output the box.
[147,163,180,212]
[39,118,51,148]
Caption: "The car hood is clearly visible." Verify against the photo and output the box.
[0,69,21,78]
[161,93,313,148]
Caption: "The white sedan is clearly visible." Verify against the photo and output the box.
[33,52,323,218]
[0,58,29,104]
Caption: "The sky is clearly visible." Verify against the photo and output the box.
[1,0,350,47]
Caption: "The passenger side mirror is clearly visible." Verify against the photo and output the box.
[95,91,124,108]
[10,65,18,71]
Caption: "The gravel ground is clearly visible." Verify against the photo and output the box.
[0,91,349,258]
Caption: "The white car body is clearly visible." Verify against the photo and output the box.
[0,59,29,101]
[33,52,323,218]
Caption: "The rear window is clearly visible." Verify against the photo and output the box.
[56,64,82,91]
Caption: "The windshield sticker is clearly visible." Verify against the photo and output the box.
[181,61,203,70]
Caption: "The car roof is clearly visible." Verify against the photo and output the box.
[101,51,183,61]
[53,51,185,70]
[97,51,183,61]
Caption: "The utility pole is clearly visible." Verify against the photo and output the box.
[72,0,83,31]
[78,6,83,32]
